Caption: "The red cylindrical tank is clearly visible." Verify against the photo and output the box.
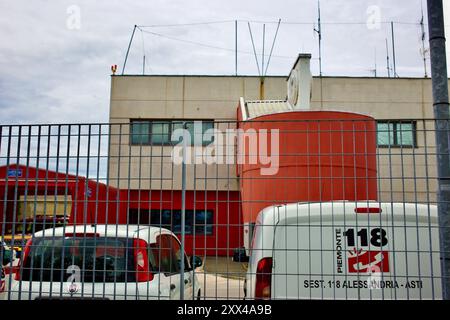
[237,110,378,224]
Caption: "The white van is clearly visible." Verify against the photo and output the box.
[244,201,442,300]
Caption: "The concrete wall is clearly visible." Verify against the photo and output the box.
[109,76,286,191]
[109,75,448,203]
[109,76,286,122]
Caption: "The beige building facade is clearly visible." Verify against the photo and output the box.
[109,75,450,203]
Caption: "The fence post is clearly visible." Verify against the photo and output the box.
[180,121,187,300]
[427,0,450,300]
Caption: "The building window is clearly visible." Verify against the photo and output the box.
[128,208,214,235]
[377,121,416,148]
[130,120,214,146]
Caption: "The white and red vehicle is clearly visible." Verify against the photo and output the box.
[9,225,203,300]
[244,201,442,300]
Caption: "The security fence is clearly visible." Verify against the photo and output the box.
[0,118,446,300]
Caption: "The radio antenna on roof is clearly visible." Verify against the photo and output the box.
[264,19,281,76]
[313,0,322,77]
[247,22,262,77]
[313,0,323,108]
[385,38,391,77]
[420,0,429,77]
[122,25,137,75]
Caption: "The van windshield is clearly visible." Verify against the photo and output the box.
[21,237,136,283]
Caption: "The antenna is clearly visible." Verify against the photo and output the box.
[262,24,265,78]
[372,48,377,77]
[313,0,323,77]
[143,55,146,75]
[385,38,391,77]
[368,50,377,77]
[313,0,323,108]
[247,22,262,77]
[263,19,281,76]
[247,21,282,99]
[235,20,238,76]
[122,25,137,75]
[420,1,429,77]
[140,27,146,75]
[391,21,398,77]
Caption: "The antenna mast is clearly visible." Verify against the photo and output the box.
[314,0,323,77]
[313,0,323,108]
[261,24,266,99]
[374,48,377,77]
[391,21,398,77]
[262,24,265,77]
[122,25,137,75]
[247,22,262,77]
[143,55,146,75]
[264,19,281,76]
[420,2,429,77]
[385,38,391,77]
[235,20,238,76]
[248,20,282,99]
[140,27,146,75]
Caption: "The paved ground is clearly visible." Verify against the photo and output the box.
[202,256,247,279]
[196,273,245,300]
[0,274,12,300]
[194,256,247,300]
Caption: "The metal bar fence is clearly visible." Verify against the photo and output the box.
[0,118,445,300]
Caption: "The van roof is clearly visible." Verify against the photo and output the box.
[257,201,438,227]
[32,225,175,244]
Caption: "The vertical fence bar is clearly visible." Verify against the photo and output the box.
[180,121,187,299]
[427,0,450,300]
[2,126,12,300]
[423,120,436,298]
[104,123,112,299]
[92,124,101,298]
[28,125,42,299]
[11,126,21,298]
[59,124,71,297]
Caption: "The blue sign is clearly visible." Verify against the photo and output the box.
[7,169,22,178]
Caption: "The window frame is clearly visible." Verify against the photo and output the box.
[376,120,417,148]
[130,119,214,146]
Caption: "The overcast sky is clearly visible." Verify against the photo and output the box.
[0,0,449,125]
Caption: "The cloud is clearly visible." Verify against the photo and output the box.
[0,0,436,125]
